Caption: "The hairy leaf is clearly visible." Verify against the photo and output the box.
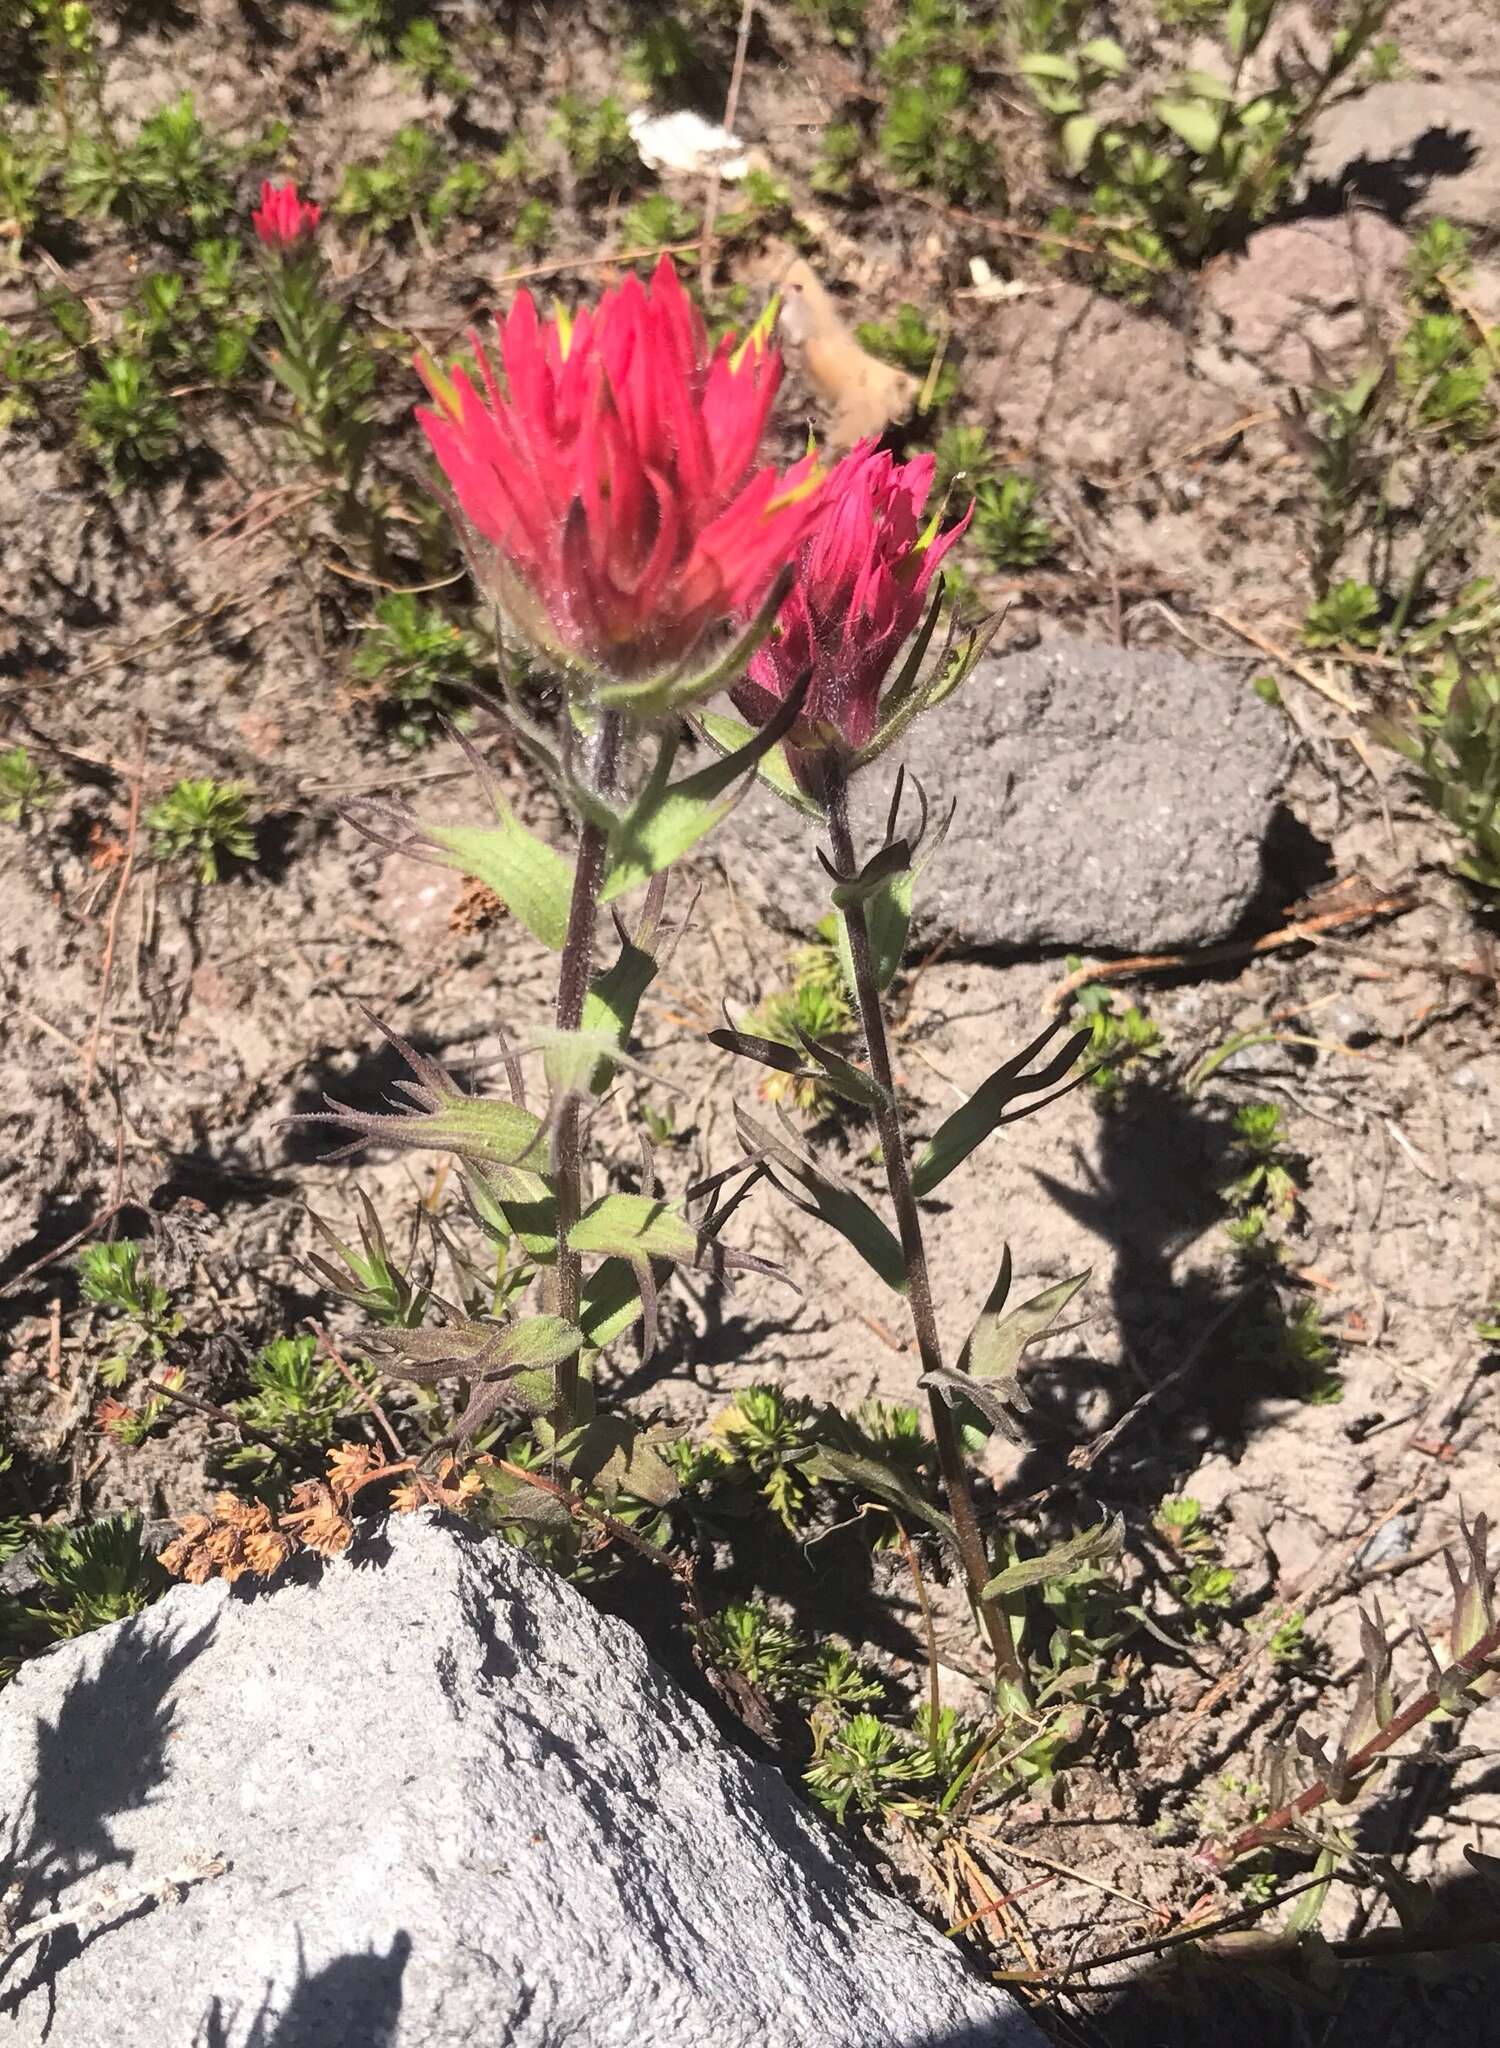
[426,809,574,950]
[807,1444,956,1545]
[981,1515,1123,1600]
[568,1193,700,1264]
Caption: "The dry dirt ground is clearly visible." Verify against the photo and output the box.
[2,2,1500,2041]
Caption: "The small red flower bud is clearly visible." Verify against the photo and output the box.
[414,255,825,690]
[731,442,971,785]
[251,179,321,249]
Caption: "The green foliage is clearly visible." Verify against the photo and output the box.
[621,192,699,251]
[338,125,487,235]
[747,929,855,1115]
[226,1333,375,1475]
[854,302,957,410]
[1238,1292,1342,1403]
[718,168,799,247]
[1070,974,1163,1097]
[78,1240,180,1387]
[147,777,255,882]
[811,121,864,197]
[1303,577,1381,649]
[796,0,866,45]
[879,64,1000,207]
[1267,1608,1314,1670]
[350,593,482,748]
[78,349,181,486]
[511,196,554,258]
[704,1600,813,1694]
[707,1384,820,1528]
[972,474,1054,570]
[931,423,994,500]
[29,1514,165,1638]
[805,1710,935,1821]
[0,131,50,253]
[1222,1102,1298,1216]
[1396,311,1496,444]
[306,1192,431,1328]
[1019,0,1392,274]
[395,16,471,93]
[550,94,637,191]
[65,94,237,234]
[1407,217,1472,303]
[1376,661,1500,890]
[0,743,62,823]
[625,15,703,93]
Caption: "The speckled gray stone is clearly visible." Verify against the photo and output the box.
[0,1513,1039,2048]
[721,640,1291,952]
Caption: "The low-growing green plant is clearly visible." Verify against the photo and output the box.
[511,196,554,258]
[1396,310,1496,444]
[337,125,486,236]
[797,0,866,46]
[719,168,800,247]
[972,473,1054,570]
[394,15,471,93]
[707,1384,820,1528]
[1375,661,1500,889]
[1070,975,1163,1096]
[1239,1292,1342,1403]
[226,1333,376,1478]
[854,302,957,410]
[621,192,699,252]
[806,1709,935,1821]
[931,423,995,500]
[1221,1101,1299,1217]
[27,1514,166,1638]
[78,349,181,486]
[811,121,865,198]
[1019,0,1392,277]
[1303,577,1381,649]
[350,593,482,747]
[0,743,62,823]
[78,1240,181,1386]
[879,65,1000,207]
[1407,217,1472,304]
[65,93,240,234]
[550,93,637,192]
[147,776,256,882]
[625,14,704,94]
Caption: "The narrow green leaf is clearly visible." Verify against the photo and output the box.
[496,1314,584,1372]
[465,1161,557,1262]
[735,1104,906,1294]
[911,1018,1091,1198]
[807,1444,956,1546]
[834,869,914,995]
[569,1192,700,1264]
[933,1268,1089,1440]
[792,1026,889,1111]
[698,712,824,819]
[601,675,811,901]
[581,919,660,1093]
[1079,35,1127,74]
[981,1516,1123,1600]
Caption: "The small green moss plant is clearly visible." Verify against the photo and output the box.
[0,744,62,823]
[550,94,638,192]
[1070,973,1163,1097]
[78,349,181,487]
[350,593,483,748]
[78,1240,181,1387]
[1375,660,1500,890]
[147,777,255,882]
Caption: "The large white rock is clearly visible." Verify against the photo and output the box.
[0,1514,1040,2048]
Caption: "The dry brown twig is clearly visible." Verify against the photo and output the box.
[81,712,148,1098]
[1045,886,1420,1009]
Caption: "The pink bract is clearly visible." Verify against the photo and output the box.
[731,442,971,778]
[414,256,824,687]
[251,180,321,248]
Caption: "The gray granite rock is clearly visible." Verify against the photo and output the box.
[0,1513,1039,2048]
[1305,81,1500,228]
[722,640,1291,952]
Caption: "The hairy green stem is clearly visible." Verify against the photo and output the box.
[823,775,1028,1698]
[550,712,620,1431]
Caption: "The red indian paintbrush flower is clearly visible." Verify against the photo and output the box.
[252,180,321,249]
[730,441,971,785]
[415,255,823,692]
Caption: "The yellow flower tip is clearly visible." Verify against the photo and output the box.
[553,301,575,359]
[729,293,781,372]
